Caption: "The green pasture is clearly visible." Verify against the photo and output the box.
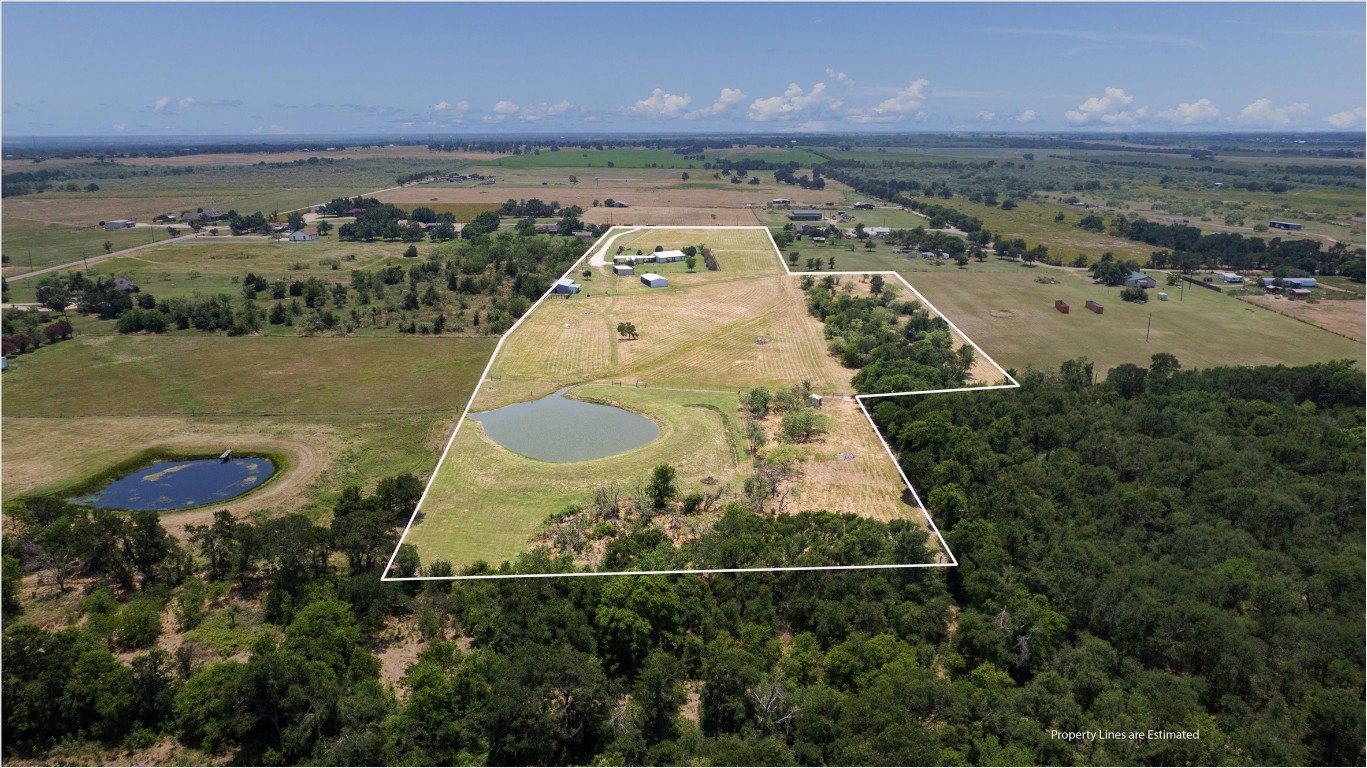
[903,267,1367,375]
[404,384,744,569]
[3,220,165,274]
[487,146,828,171]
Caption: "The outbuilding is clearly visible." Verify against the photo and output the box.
[1269,220,1303,231]
[640,273,668,288]
[105,219,135,230]
[1288,288,1312,300]
[1123,272,1157,289]
[807,393,824,408]
[788,211,823,221]
[613,265,633,276]
[552,277,581,295]
[1216,271,1244,283]
[289,228,318,242]
[653,249,687,263]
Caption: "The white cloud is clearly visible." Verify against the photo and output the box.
[1156,98,1220,125]
[1101,106,1148,125]
[1326,106,1365,128]
[748,82,841,122]
[620,88,692,119]
[432,100,469,115]
[112,123,126,131]
[152,97,171,113]
[178,97,195,109]
[825,68,855,86]
[1065,86,1140,124]
[484,100,579,123]
[846,79,930,123]
[686,88,746,119]
[1236,98,1309,127]
[976,111,996,122]
[1016,109,1037,123]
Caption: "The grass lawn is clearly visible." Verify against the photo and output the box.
[903,266,1367,375]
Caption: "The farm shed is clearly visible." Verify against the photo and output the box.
[808,393,824,408]
[1157,292,1169,301]
[613,265,633,276]
[1282,277,1318,289]
[770,198,791,206]
[1055,300,1070,314]
[552,277,581,295]
[105,219,135,230]
[1269,220,1303,231]
[1085,300,1104,314]
[653,249,687,263]
[1288,288,1312,300]
[1123,272,1157,289]
[788,211,823,221]
[853,202,875,210]
[863,226,890,238]
[640,273,668,288]
[1216,271,1244,283]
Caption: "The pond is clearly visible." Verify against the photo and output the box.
[74,457,276,511]
[471,388,660,462]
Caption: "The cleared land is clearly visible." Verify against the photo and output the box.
[402,227,934,570]
[902,266,1366,374]
[2,335,495,524]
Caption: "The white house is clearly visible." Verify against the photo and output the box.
[289,228,318,242]
[653,249,686,263]
[640,273,668,288]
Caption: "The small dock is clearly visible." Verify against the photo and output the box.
[219,449,232,463]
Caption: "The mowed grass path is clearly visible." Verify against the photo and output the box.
[904,267,1366,373]
[410,386,743,567]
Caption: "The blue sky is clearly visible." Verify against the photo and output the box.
[3,2,1363,136]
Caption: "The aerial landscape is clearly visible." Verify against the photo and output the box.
[1,2,1363,766]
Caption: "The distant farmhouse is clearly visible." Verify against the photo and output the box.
[653,249,686,263]
[552,277,581,295]
[1123,272,1157,289]
[1216,271,1244,283]
[1260,277,1318,289]
[104,219,135,230]
[1269,220,1303,231]
[289,228,319,242]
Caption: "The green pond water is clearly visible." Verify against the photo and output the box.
[470,388,660,462]
[74,458,275,511]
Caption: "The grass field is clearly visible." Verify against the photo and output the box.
[8,235,429,307]
[401,227,931,570]
[903,266,1367,374]
[2,335,495,526]
[2,219,167,274]
[485,146,829,170]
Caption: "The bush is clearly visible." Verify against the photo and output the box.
[116,597,163,649]
[1120,286,1149,303]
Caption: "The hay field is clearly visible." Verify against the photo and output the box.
[403,227,938,571]
[903,267,1367,374]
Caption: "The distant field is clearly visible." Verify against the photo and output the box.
[486,146,828,170]
[7,236,430,311]
[402,227,930,571]
[904,267,1367,374]
[2,334,495,524]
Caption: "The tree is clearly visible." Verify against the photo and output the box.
[828,256,836,270]
[403,244,418,258]
[780,410,828,443]
[956,252,970,268]
[569,175,579,184]
[316,219,333,237]
[869,275,885,294]
[744,386,771,415]
[788,252,799,266]
[685,255,697,271]
[103,240,114,254]
[616,322,638,340]
[1120,286,1149,302]
[646,464,678,509]
[287,212,306,232]
[681,172,690,181]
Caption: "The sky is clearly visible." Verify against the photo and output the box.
[3,2,1364,136]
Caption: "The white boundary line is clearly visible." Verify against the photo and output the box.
[384,225,1018,581]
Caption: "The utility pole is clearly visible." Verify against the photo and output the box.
[1145,312,1152,342]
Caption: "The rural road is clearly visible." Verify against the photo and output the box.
[587,227,643,267]
[7,232,203,282]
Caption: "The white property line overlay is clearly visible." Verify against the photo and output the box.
[384,225,1018,581]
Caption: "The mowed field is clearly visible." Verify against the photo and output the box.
[401,227,934,570]
[2,335,496,528]
[902,266,1367,374]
